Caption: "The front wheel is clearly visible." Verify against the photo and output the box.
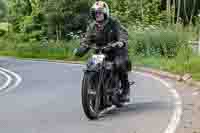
[81,72,101,120]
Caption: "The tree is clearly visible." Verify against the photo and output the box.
[161,0,200,24]
[0,0,7,21]
[44,0,92,41]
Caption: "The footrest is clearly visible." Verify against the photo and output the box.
[129,81,135,86]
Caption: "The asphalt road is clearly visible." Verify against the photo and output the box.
[0,57,177,133]
[0,73,7,88]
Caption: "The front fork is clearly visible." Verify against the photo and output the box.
[102,69,121,106]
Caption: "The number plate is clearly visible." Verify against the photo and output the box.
[92,54,105,64]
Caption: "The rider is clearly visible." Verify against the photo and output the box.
[74,0,130,102]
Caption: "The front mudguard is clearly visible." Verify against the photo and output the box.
[84,57,102,72]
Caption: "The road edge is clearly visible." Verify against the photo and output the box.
[133,66,200,90]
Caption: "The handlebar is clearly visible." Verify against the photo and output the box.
[80,42,116,50]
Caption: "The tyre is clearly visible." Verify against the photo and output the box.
[81,72,100,120]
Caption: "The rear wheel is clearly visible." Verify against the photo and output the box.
[81,72,101,120]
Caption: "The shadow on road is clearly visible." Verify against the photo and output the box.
[98,101,173,121]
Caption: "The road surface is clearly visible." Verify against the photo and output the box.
[0,57,181,133]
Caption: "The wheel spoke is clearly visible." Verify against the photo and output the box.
[88,88,96,95]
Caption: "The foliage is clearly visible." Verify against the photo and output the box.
[0,0,7,21]
[0,22,10,36]
[7,0,94,41]
[128,25,194,57]
[5,0,200,41]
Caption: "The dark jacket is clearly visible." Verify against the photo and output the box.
[75,17,128,57]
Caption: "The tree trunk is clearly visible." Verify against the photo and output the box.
[189,0,196,24]
[183,0,189,24]
[56,25,59,42]
[167,0,171,24]
[172,0,176,24]
[140,0,144,22]
[176,0,181,23]
[59,24,62,40]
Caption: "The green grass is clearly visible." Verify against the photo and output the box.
[133,55,200,81]
[131,56,165,69]
[0,38,80,59]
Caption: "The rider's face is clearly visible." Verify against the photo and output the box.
[95,11,104,22]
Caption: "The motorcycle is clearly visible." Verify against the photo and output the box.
[81,43,133,120]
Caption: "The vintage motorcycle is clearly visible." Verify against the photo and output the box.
[81,43,133,120]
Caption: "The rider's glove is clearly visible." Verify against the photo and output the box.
[73,47,89,57]
[112,41,125,48]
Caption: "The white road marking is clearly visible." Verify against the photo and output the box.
[0,70,12,91]
[0,67,22,93]
[134,71,182,133]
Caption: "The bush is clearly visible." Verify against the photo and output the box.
[0,35,81,60]
[188,56,200,80]
[0,22,10,36]
[14,39,80,59]
[164,45,193,73]
[128,26,194,57]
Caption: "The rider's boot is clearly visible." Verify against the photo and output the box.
[119,72,130,102]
